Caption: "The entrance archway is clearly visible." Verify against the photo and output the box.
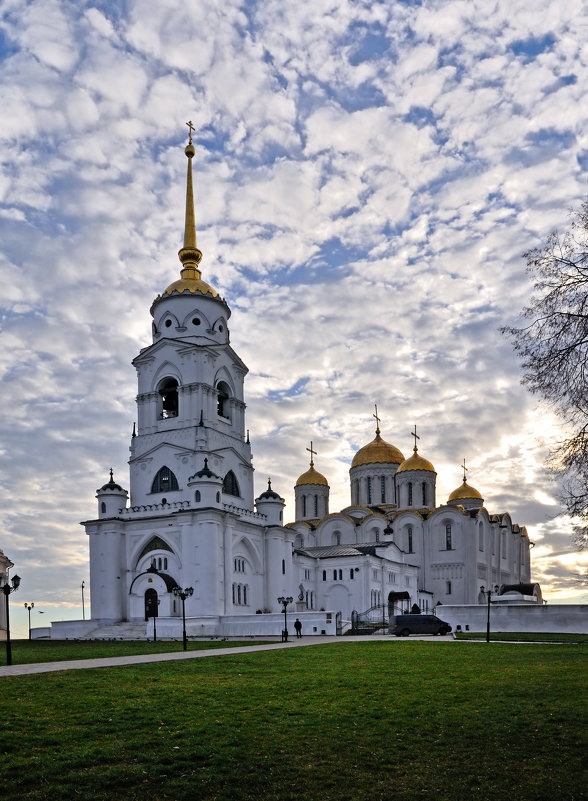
[388,591,411,617]
[145,588,158,621]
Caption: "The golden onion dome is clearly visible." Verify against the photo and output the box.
[351,431,405,468]
[295,465,329,487]
[161,274,219,299]
[448,479,483,502]
[397,446,436,474]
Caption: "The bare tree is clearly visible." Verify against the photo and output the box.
[502,201,588,555]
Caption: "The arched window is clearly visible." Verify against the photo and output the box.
[322,570,327,581]
[194,490,201,503]
[445,523,452,550]
[151,466,179,493]
[367,477,372,504]
[158,378,179,419]
[381,476,386,504]
[408,482,413,506]
[407,526,413,553]
[333,531,341,546]
[422,482,427,506]
[223,470,240,496]
[314,494,318,516]
[101,502,106,513]
[243,585,248,605]
[217,381,231,419]
[302,495,307,517]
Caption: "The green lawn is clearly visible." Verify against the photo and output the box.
[455,631,588,643]
[1,642,585,801]
[0,638,272,666]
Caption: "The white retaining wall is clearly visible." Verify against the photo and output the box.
[439,604,588,634]
[147,611,338,639]
[49,620,100,639]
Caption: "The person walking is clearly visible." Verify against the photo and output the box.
[294,618,302,638]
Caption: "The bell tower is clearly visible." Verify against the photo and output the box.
[128,124,254,510]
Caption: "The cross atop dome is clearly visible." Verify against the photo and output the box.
[373,404,381,435]
[306,440,317,468]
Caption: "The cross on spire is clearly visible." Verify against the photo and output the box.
[109,467,114,482]
[411,424,420,452]
[373,404,381,435]
[306,441,317,467]
[461,458,468,482]
[186,120,195,144]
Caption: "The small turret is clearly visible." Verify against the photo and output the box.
[256,478,285,526]
[96,469,128,518]
[188,458,224,508]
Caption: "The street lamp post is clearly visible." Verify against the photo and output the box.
[1,573,21,666]
[277,596,293,642]
[81,581,85,620]
[481,585,500,642]
[172,586,194,650]
[24,602,34,640]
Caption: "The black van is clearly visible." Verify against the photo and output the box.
[389,614,452,636]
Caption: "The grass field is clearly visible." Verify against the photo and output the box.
[0,638,272,666]
[1,641,585,801]
[455,631,588,643]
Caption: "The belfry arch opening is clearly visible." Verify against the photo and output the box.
[158,377,179,419]
[217,381,231,419]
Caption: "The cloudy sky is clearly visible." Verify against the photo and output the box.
[1,0,587,637]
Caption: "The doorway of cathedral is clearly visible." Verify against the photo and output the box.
[388,591,411,618]
[145,588,158,621]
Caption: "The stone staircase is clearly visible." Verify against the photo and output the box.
[82,621,148,640]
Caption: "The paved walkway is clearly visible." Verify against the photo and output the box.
[0,634,456,677]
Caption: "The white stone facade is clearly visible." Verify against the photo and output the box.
[80,140,538,637]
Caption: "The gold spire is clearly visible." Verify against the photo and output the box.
[177,120,203,280]
[151,124,223,310]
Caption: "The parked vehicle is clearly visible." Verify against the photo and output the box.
[389,614,452,636]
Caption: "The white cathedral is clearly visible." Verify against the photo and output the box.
[84,133,536,637]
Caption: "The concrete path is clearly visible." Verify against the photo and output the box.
[0,634,456,678]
